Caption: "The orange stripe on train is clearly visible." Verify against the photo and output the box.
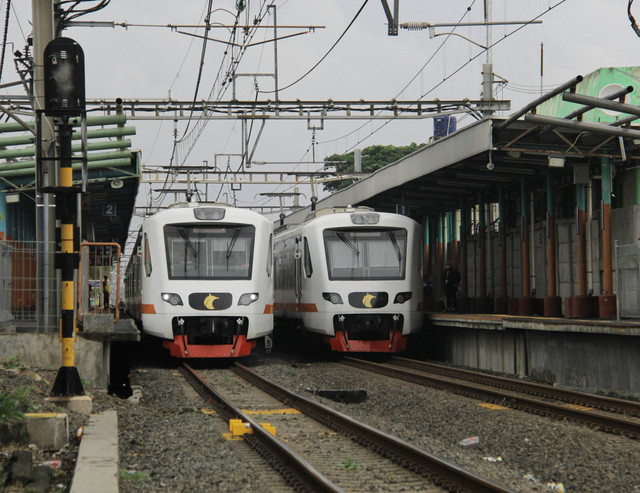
[142,304,156,314]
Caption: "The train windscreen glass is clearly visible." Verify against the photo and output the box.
[164,224,255,280]
[323,228,407,280]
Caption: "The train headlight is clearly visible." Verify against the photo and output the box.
[194,207,225,220]
[238,293,259,306]
[393,292,412,304]
[161,292,183,306]
[322,292,343,305]
[350,213,379,225]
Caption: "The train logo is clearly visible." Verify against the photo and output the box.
[348,292,388,309]
[188,292,233,311]
[203,294,220,310]
[362,293,376,308]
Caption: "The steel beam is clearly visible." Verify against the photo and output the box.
[524,113,640,139]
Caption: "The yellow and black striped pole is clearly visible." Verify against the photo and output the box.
[50,121,84,396]
[43,37,86,397]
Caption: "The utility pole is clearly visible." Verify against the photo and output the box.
[32,0,58,331]
[482,0,495,117]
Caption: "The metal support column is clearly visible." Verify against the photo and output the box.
[459,201,469,311]
[520,178,534,315]
[437,213,444,304]
[570,183,592,318]
[496,186,508,313]
[544,171,561,316]
[599,156,616,318]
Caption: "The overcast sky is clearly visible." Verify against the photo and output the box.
[5,1,640,221]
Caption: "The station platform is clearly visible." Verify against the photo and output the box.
[420,311,640,399]
[0,315,139,388]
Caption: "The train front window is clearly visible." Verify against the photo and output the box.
[164,224,255,280]
[323,228,407,280]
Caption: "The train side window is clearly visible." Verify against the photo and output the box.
[267,234,273,277]
[303,237,313,278]
[144,233,152,277]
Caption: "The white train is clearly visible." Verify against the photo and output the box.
[274,207,423,352]
[125,203,274,358]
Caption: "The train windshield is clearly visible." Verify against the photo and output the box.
[164,224,255,280]
[323,228,407,280]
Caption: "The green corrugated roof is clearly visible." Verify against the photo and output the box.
[538,67,640,123]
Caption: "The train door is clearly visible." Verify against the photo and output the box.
[294,237,302,310]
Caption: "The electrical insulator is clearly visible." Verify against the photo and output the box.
[401,22,430,31]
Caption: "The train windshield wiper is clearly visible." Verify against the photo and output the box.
[178,227,198,258]
[388,231,402,262]
[226,227,241,260]
[336,231,359,256]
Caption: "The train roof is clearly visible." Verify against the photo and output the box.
[275,206,418,236]
[304,205,374,222]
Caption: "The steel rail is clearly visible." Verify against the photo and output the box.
[179,363,344,493]
[390,357,640,418]
[342,358,640,439]
[232,362,515,493]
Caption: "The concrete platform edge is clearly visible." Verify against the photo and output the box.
[70,410,119,493]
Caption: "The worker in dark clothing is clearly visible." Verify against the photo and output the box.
[443,260,461,312]
[103,275,110,310]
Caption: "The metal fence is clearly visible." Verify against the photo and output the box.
[0,240,60,330]
[616,241,640,319]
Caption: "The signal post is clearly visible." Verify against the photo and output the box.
[41,37,91,411]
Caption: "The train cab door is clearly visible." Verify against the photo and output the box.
[294,237,302,310]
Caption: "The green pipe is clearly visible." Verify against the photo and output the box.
[0,150,133,171]
[0,139,132,159]
[0,114,126,134]
[0,157,133,178]
[0,126,136,147]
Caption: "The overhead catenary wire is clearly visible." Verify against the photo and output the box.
[324,0,568,156]
[316,0,479,148]
[258,0,369,95]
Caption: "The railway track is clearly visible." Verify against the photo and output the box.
[180,362,514,493]
[342,356,640,439]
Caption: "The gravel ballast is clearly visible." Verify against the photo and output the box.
[2,344,640,492]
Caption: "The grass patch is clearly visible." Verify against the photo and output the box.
[119,469,150,481]
[3,356,25,370]
[0,394,25,424]
[342,459,357,470]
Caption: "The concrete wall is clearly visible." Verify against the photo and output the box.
[424,326,640,399]
[0,333,108,388]
[461,204,640,307]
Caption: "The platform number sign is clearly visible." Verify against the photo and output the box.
[104,203,117,217]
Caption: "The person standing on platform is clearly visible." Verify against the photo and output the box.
[443,260,461,312]
[103,275,110,310]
